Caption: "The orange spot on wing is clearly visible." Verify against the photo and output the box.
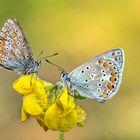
[98,60,103,64]
[110,66,116,76]
[107,83,114,90]
[109,66,114,71]
[0,47,3,52]
[11,43,15,47]
[110,76,115,83]
[0,55,2,61]
[103,61,109,67]
[103,91,108,97]
[0,41,5,47]
[2,32,7,38]
[11,33,16,39]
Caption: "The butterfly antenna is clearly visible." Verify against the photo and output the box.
[38,53,58,61]
[37,51,44,59]
[45,59,64,72]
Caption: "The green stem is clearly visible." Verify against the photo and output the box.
[59,131,64,140]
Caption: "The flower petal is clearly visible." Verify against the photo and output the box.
[44,87,77,132]
[57,87,75,114]
[59,110,77,132]
[75,105,87,126]
[44,104,60,130]
[21,106,29,121]
[56,87,68,110]
[34,82,48,110]
[13,75,36,95]
[23,93,43,115]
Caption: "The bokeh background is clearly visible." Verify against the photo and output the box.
[0,0,139,140]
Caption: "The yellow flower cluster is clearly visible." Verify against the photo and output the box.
[13,75,86,132]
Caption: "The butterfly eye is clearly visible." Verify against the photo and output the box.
[35,61,40,67]
[61,73,68,79]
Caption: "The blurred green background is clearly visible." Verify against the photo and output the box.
[0,0,139,140]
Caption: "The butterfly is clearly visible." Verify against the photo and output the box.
[60,48,125,103]
[0,19,41,74]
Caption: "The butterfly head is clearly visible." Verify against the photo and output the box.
[25,60,41,74]
[60,72,69,81]
[60,71,72,90]
[35,60,41,68]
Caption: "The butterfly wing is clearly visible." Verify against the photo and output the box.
[67,48,124,103]
[0,19,34,74]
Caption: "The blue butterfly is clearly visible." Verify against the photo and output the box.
[60,48,125,103]
[0,19,40,74]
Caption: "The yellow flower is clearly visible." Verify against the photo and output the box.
[13,75,87,132]
[13,75,53,95]
[13,75,54,120]
[21,106,29,121]
[44,87,87,132]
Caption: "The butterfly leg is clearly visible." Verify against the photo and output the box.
[71,90,75,97]
[30,73,38,86]
[30,74,34,86]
